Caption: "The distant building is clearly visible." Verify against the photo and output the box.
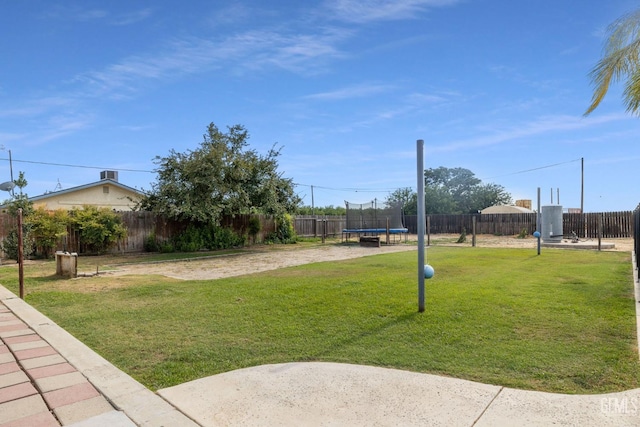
[515,199,532,210]
[480,205,535,214]
[25,171,144,211]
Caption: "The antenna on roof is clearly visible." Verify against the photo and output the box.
[54,179,62,192]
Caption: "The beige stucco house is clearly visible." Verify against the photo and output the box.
[480,205,535,214]
[28,171,144,211]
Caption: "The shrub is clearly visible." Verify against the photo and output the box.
[144,233,160,252]
[248,216,261,244]
[172,225,203,252]
[160,242,175,253]
[171,223,245,252]
[1,228,35,261]
[206,226,245,249]
[69,206,127,254]
[28,208,69,258]
[266,214,297,244]
[456,227,467,244]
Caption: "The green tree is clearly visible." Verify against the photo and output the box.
[585,9,640,116]
[470,183,513,213]
[388,167,512,214]
[1,171,35,260]
[138,122,301,224]
[3,171,32,217]
[425,167,482,214]
[296,205,347,215]
[385,187,417,215]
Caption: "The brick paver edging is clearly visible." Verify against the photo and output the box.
[0,286,199,427]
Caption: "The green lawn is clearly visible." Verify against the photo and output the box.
[1,246,638,394]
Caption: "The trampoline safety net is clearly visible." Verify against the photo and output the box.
[344,200,406,231]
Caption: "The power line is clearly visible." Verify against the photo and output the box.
[483,158,582,180]
[0,157,396,196]
[0,157,154,173]
[293,182,397,193]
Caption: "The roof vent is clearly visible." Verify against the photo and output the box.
[100,170,118,181]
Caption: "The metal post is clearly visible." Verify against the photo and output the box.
[537,187,541,255]
[17,208,24,299]
[417,140,425,313]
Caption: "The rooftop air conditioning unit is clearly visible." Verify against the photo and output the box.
[100,170,118,181]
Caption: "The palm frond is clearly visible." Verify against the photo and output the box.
[585,10,640,116]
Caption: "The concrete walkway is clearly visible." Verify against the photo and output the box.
[2,265,640,426]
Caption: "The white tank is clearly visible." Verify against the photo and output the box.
[541,205,563,242]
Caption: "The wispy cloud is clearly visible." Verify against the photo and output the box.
[112,8,153,26]
[324,0,461,23]
[33,115,93,144]
[76,28,348,99]
[0,97,78,118]
[329,89,454,132]
[207,4,256,27]
[305,83,396,100]
[0,132,27,145]
[431,113,628,153]
[43,5,152,26]
[487,64,561,91]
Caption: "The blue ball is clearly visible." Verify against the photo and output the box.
[533,231,541,238]
[424,264,435,279]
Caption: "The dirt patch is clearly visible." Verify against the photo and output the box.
[88,234,633,281]
[102,243,418,281]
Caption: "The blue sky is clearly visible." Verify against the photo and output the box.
[1,0,638,212]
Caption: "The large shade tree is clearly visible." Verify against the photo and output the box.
[138,122,301,224]
[386,167,512,214]
[585,9,640,116]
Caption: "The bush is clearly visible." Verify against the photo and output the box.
[248,216,261,244]
[28,208,69,258]
[144,233,160,252]
[1,228,35,261]
[68,206,127,254]
[456,227,467,244]
[160,242,175,253]
[170,223,245,252]
[265,214,297,244]
[172,225,204,252]
[205,226,245,250]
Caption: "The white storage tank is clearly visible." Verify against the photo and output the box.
[541,205,563,242]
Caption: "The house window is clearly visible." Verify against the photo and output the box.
[103,186,109,194]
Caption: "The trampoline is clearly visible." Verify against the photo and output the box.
[342,200,408,243]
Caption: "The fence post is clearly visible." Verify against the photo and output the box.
[472,216,477,247]
[598,213,603,251]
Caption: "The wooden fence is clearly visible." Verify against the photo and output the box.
[298,211,634,239]
[294,216,345,237]
[1,210,634,257]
